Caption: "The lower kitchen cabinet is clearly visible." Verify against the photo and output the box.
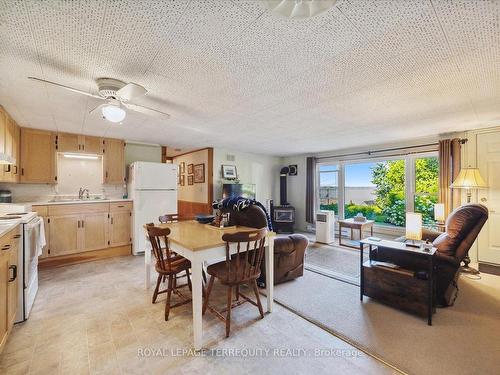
[81,212,109,251]
[49,214,81,257]
[109,211,132,247]
[35,202,132,265]
[0,225,20,354]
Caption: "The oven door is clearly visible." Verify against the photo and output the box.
[24,217,41,288]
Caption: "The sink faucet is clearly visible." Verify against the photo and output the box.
[79,188,90,200]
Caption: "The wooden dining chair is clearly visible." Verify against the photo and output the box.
[146,224,192,321]
[202,228,267,337]
[159,214,179,223]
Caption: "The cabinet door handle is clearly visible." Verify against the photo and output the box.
[9,265,17,282]
[14,165,18,175]
[13,234,21,239]
[117,205,124,208]
[2,245,11,251]
[77,220,80,228]
[21,168,24,176]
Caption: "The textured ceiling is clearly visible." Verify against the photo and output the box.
[0,0,499,156]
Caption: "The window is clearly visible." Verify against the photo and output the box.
[413,156,439,227]
[345,159,406,226]
[316,152,438,229]
[318,164,339,214]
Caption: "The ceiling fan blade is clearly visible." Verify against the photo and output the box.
[116,82,147,101]
[28,76,104,100]
[123,102,171,119]
[89,103,106,115]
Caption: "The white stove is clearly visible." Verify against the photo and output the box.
[0,204,42,322]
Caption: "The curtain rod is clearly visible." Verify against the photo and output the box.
[315,142,440,161]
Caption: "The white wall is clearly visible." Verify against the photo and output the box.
[213,148,282,204]
[125,142,161,166]
[57,154,103,195]
[173,149,209,203]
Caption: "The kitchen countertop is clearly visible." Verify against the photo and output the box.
[31,198,133,206]
[0,220,21,238]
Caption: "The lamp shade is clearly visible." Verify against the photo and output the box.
[434,203,445,222]
[406,212,422,241]
[450,168,487,189]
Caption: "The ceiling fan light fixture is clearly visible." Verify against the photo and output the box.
[102,104,126,123]
[263,0,337,19]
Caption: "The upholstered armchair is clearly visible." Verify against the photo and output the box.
[382,204,488,306]
[219,205,308,285]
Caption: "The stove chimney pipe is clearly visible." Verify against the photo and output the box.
[280,166,290,205]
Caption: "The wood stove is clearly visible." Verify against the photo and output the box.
[272,166,295,233]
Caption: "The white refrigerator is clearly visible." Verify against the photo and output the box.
[128,161,178,255]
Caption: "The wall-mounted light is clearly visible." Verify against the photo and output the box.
[63,153,99,160]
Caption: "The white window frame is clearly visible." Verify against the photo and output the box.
[315,151,439,234]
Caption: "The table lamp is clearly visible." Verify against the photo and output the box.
[450,167,487,203]
[405,212,422,248]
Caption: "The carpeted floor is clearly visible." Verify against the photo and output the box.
[273,269,500,375]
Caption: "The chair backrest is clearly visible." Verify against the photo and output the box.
[434,203,488,259]
[221,228,267,283]
[146,224,175,270]
[159,214,179,223]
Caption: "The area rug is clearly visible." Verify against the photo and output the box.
[273,270,500,375]
[305,242,366,280]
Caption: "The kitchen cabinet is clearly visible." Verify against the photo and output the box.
[0,225,20,354]
[36,202,132,263]
[56,133,102,154]
[81,212,109,251]
[20,128,56,183]
[109,202,132,247]
[0,107,20,183]
[49,214,81,257]
[80,135,102,154]
[103,138,125,184]
[56,132,79,153]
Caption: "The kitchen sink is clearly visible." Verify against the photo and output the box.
[48,197,105,203]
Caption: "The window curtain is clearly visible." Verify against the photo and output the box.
[306,157,316,223]
[439,138,461,217]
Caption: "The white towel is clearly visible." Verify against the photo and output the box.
[37,218,46,256]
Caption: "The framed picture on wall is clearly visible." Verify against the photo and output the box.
[180,175,185,186]
[188,163,194,174]
[180,162,185,174]
[188,175,193,185]
[222,165,237,179]
[193,163,205,183]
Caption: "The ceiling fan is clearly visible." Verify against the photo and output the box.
[28,77,171,123]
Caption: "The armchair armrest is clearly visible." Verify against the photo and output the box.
[422,228,441,242]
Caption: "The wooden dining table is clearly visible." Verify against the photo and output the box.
[144,220,276,350]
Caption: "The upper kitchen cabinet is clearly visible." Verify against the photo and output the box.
[0,107,21,183]
[56,132,79,153]
[20,128,56,184]
[103,138,125,184]
[56,133,102,154]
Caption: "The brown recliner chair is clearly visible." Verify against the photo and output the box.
[219,205,308,285]
[379,204,488,306]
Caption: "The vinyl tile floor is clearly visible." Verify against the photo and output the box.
[0,256,394,375]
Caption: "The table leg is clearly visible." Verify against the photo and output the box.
[191,259,204,350]
[265,236,274,313]
[428,256,433,326]
[339,224,343,246]
[145,247,151,289]
[360,242,364,301]
[371,225,373,236]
